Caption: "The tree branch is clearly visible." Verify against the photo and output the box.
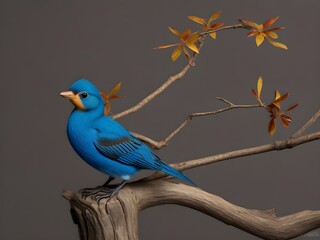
[133,180,320,240]
[112,24,246,120]
[63,180,320,240]
[174,131,320,171]
[133,97,261,149]
[144,131,320,181]
[291,109,320,138]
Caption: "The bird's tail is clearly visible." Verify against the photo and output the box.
[160,161,196,186]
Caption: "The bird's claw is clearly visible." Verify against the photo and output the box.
[79,180,126,203]
[79,186,114,202]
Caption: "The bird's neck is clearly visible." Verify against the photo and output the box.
[69,105,104,125]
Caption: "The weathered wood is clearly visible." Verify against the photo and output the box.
[63,180,320,240]
[63,188,138,240]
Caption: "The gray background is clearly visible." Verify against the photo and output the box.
[1,1,319,239]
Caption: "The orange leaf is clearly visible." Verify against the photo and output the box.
[252,89,257,98]
[100,91,108,102]
[285,103,299,112]
[108,95,122,100]
[181,28,191,41]
[280,117,290,128]
[104,101,111,115]
[210,22,224,29]
[247,30,259,37]
[265,31,278,39]
[187,32,200,43]
[267,38,288,50]
[257,76,263,99]
[256,33,265,46]
[281,114,292,122]
[171,46,182,61]
[268,27,285,32]
[107,82,122,98]
[270,102,281,110]
[153,43,179,49]
[263,16,279,28]
[208,11,222,24]
[268,118,276,136]
[239,19,262,30]
[169,26,181,37]
[188,16,206,25]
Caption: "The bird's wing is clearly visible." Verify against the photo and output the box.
[94,135,162,170]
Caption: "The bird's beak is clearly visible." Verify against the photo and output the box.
[60,91,76,99]
[60,91,86,110]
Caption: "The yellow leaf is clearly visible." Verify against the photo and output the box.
[209,32,217,39]
[273,90,281,109]
[108,82,122,98]
[171,46,182,61]
[275,90,281,100]
[183,46,190,61]
[265,31,278,39]
[168,26,181,37]
[188,16,206,25]
[185,42,199,53]
[257,76,263,99]
[255,33,265,46]
[153,43,179,49]
[267,38,288,50]
[208,11,222,24]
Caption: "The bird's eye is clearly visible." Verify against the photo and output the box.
[80,92,88,98]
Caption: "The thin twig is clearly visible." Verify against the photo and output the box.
[112,24,246,120]
[112,42,202,120]
[291,109,320,138]
[133,97,261,149]
[199,23,247,36]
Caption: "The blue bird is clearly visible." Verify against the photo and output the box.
[60,79,194,199]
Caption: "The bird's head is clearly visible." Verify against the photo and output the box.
[60,79,103,111]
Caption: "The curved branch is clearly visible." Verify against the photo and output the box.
[132,181,320,240]
[63,180,320,240]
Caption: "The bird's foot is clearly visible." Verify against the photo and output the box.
[79,180,126,203]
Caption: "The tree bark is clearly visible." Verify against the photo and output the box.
[63,180,320,240]
[63,187,139,240]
